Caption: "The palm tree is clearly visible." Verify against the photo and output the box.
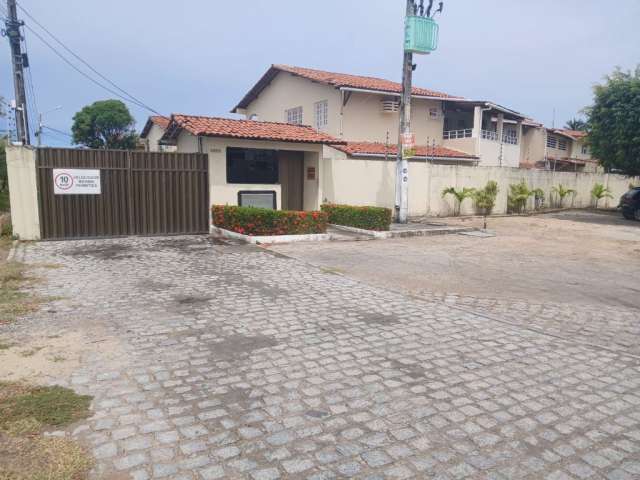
[551,184,576,208]
[591,183,613,208]
[473,181,499,229]
[507,180,535,214]
[441,187,475,216]
[564,118,587,131]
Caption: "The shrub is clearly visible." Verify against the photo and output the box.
[507,180,536,214]
[591,182,613,208]
[441,187,476,216]
[212,205,327,236]
[473,181,499,229]
[321,203,392,231]
[551,184,576,208]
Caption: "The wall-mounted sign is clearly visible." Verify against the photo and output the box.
[307,166,316,181]
[401,132,416,158]
[53,169,101,195]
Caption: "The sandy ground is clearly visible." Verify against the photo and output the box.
[271,210,640,308]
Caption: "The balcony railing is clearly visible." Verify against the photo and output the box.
[443,128,473,140]
[480,129,498,141]
[502,134,518,145]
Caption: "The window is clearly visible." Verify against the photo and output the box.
[581,145,589,155]
[227,148,278,184]
[558,139,568,151]
[314,100,328,130]
[286,106,303,125]
[546,135,557,149]
[429,107,440,119]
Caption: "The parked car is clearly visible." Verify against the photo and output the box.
[620,187,640,220]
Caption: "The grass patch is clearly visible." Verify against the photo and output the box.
[0,262,45,324]
[0,383,93,479]
[0,436,93,480]
[0,383,92,433]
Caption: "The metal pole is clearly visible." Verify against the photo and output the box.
[396,0,414,223]
[5,0,30,145]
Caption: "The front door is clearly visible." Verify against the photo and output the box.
[279,151,304,211]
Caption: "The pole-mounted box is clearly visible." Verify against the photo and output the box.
[404,16,439,54]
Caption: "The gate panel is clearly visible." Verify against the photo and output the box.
[128,151,209,236]
[37,148,130,240]
[36,148,209,240]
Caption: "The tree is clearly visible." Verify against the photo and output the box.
[564,118,587,131]
[441,187,475,216]
[71,99,137,150]
[473,181,499,229]
[591,182,613,209]
[586,66,640,176]
[551,184,576,208]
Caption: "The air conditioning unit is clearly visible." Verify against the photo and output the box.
[381,100,400,113]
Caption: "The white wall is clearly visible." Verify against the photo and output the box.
[6,146,40,240]
[321,146,638,217]
[176,132,323,211]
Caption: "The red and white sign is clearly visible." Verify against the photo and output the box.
[401,132,416,158]
[53,169,101,195]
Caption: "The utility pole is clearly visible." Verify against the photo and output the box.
[4,0,30,145]
[396,0,415,223]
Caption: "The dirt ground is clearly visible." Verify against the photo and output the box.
[271,210,640,308]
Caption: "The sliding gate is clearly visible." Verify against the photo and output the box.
[36,148,209,240]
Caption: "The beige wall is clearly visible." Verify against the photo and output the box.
[321,145,637,217]
[245,72,342,136]
[341,93,444,143]
[6,146,40,240]
[145,124,164,152]
[520,126,546,167]
[175,132,323,211]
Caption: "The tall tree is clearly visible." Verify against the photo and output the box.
[564,118,587,131]
[586,67,640,176]
[71,100,138,150]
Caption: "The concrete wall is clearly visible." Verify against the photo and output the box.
[520,126,546,167]
[176,132,323,211]
[321,146,638,217]
[6,146,40,240]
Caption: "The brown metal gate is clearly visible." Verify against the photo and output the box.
[36,148,209,240]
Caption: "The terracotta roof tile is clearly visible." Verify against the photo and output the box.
[141,115,170,138]
[556,129,587,139]
[169,114,344,144]
[274,65,459,99]
[333,142,477,160]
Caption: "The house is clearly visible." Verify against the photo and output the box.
[232,64,528,168]
[520,126,600,173]
[140,116,176,152]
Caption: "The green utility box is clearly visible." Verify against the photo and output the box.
[404,16,439,54]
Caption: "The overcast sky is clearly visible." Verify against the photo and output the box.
[1,0,639,146]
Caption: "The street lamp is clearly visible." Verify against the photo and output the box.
[35,105,63,147]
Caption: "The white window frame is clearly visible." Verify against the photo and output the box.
[546,135,557,149]
[286,106,303,125]
[314,100,328,130]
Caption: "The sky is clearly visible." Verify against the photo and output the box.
[1,0,639,146]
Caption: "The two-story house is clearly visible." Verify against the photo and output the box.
[520,126,600,173]
[233,64,528,168]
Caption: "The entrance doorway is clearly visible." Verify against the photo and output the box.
[279,151,304,211]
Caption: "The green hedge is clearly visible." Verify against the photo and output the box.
[212,205,328,236]
[321,203,392,231]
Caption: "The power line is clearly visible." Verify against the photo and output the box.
[16,2,160,115]
[43,125,72,137]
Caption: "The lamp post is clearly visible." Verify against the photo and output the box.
[35,105,62,147]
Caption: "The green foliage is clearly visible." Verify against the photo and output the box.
[590,182,613,208]
[564,118,587,131]
[473,181,499,229]
[212,205,327,236]
[551,184,576,207]
[321,203,392,231]
[0,384,92,430]
[586,66,640,176]
[71,99,138,150]
[441,187,476,216]
[507,180,536,214]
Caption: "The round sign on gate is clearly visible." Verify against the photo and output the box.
[54,172,74,190]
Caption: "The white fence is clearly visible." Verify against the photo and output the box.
[323,152,638,218]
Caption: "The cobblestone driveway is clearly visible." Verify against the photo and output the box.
[6,236,640,480]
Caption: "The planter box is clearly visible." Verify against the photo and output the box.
[211,226,331,245]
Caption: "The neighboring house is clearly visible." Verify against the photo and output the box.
[520,126,600,173]
[232,64,527,167]
[140,116,176,152]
